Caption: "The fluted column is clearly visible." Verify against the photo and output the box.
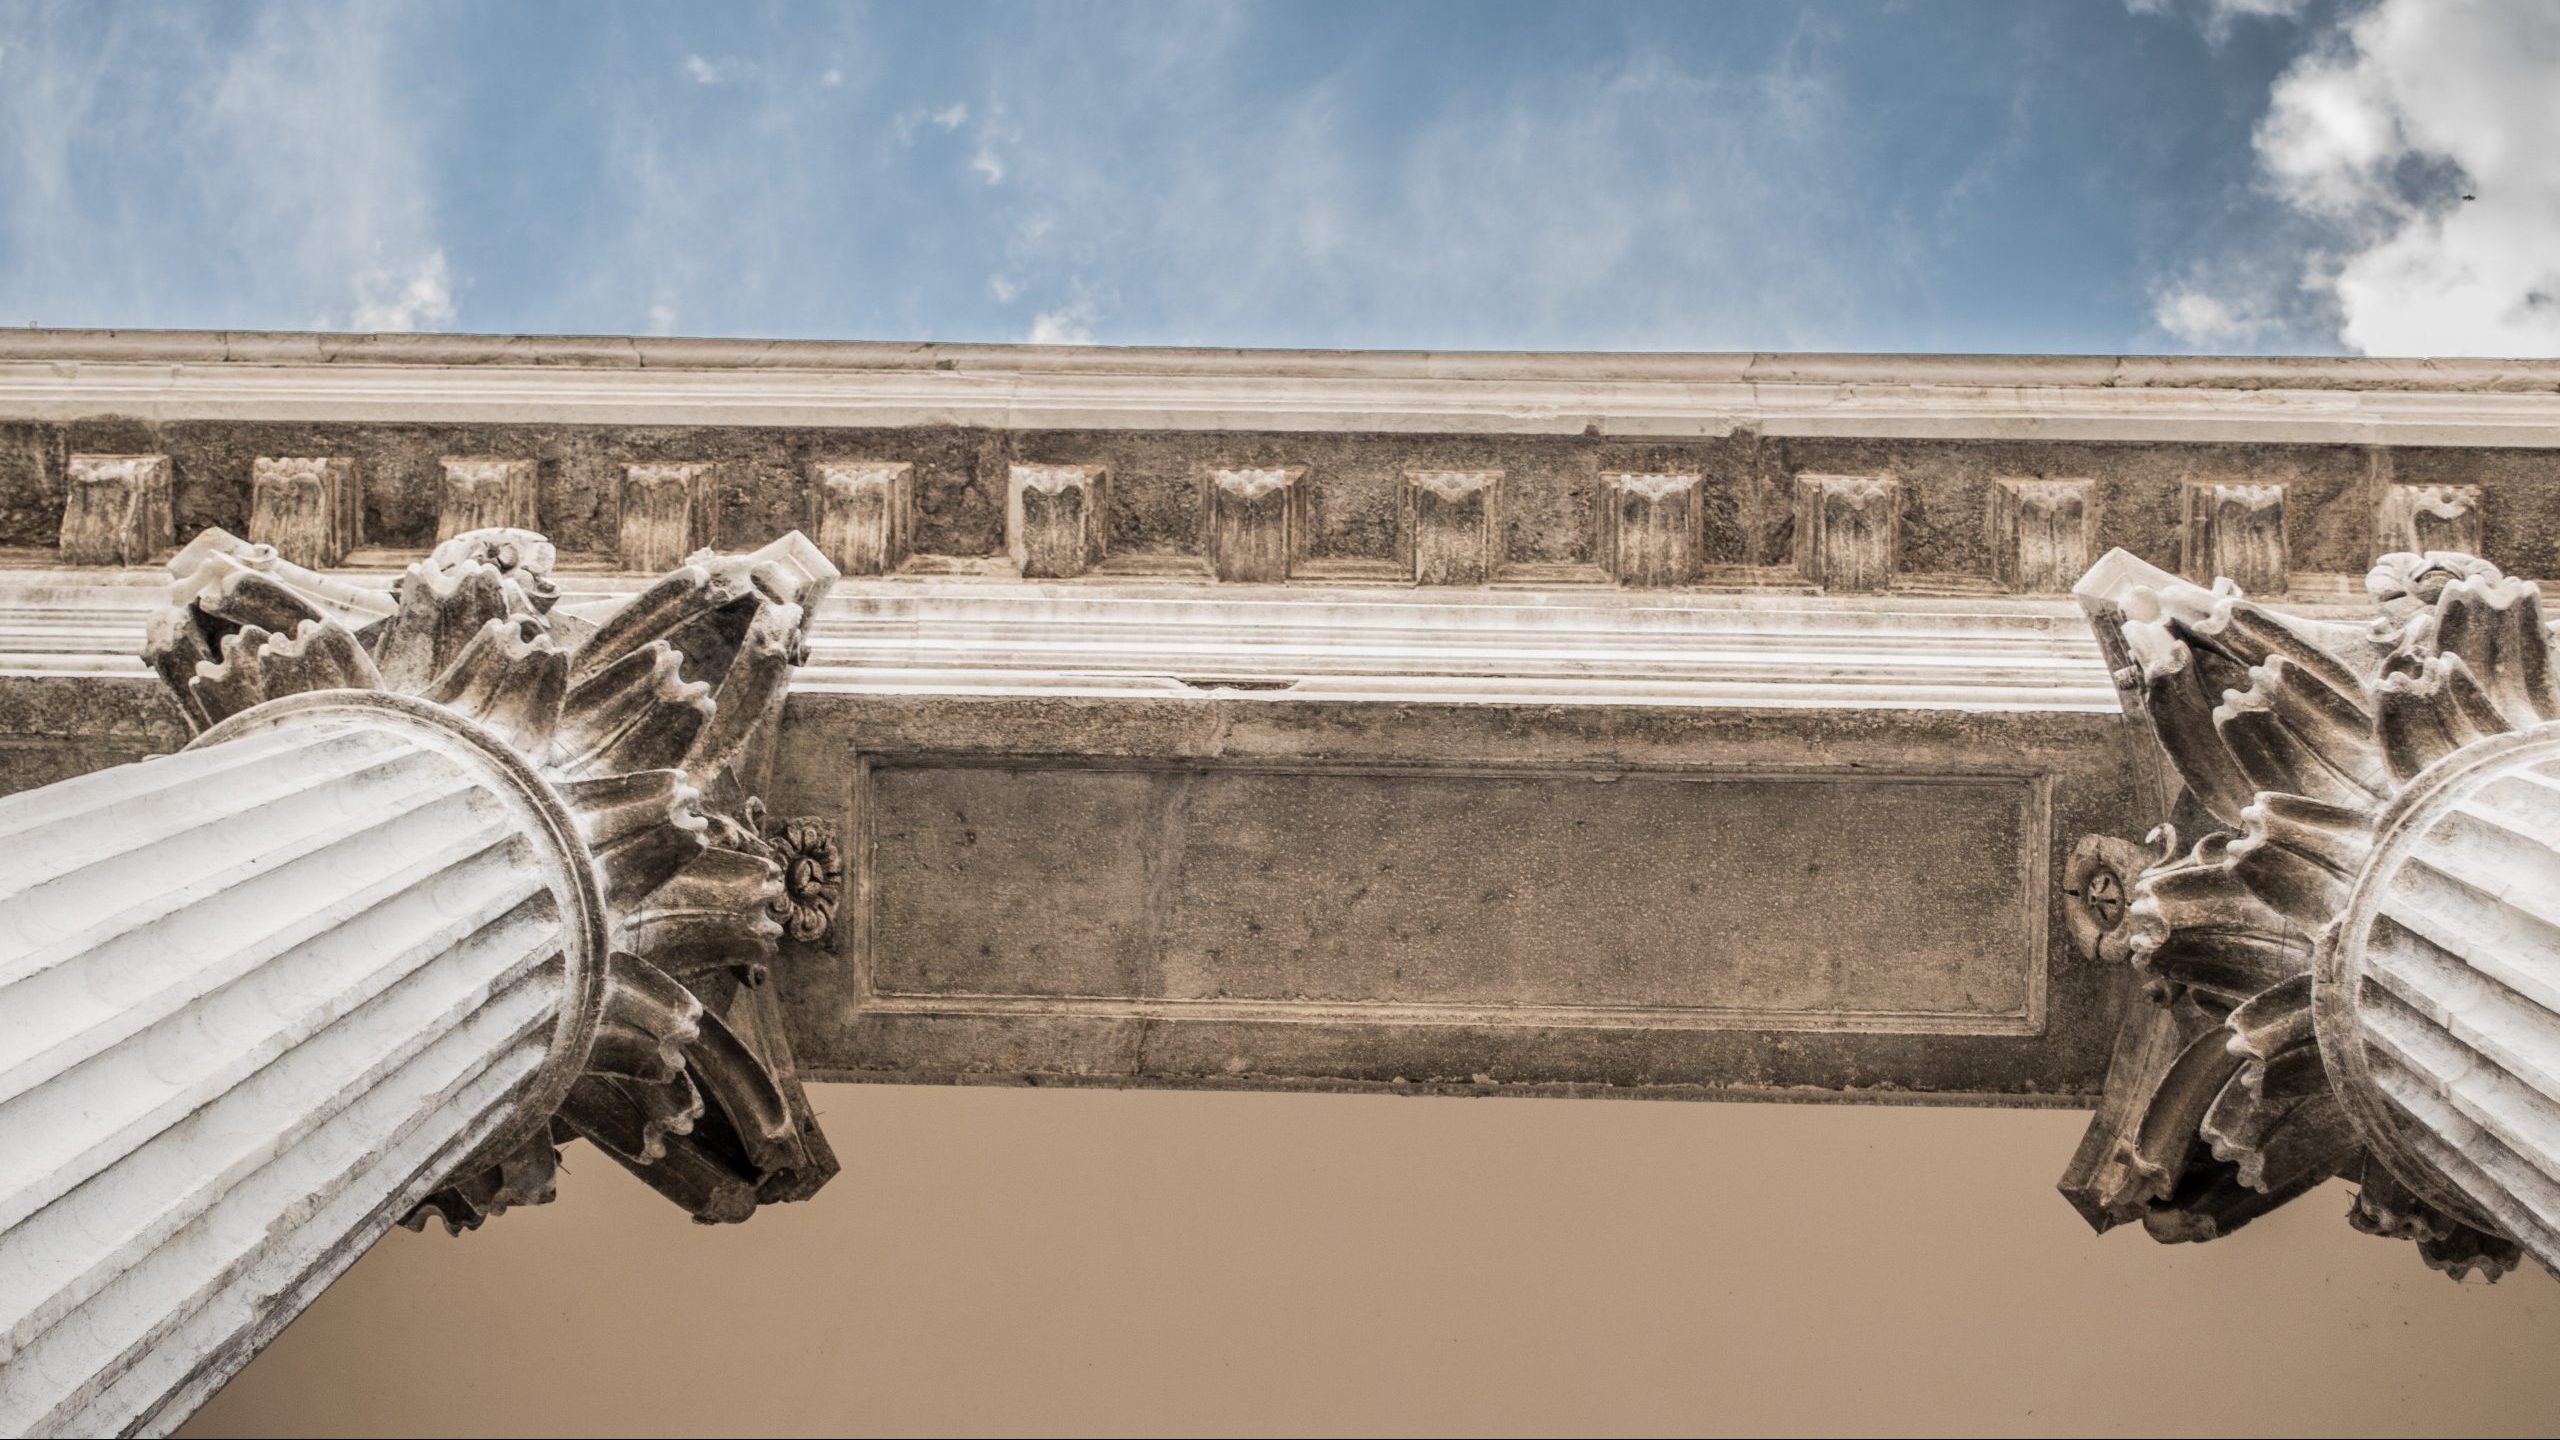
[0,697,607,1436]
[2060,547,2560,1280]
[0,527,842,1437]
[2318,724,2560,1265]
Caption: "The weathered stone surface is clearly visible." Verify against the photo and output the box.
[59,454,173,566]
[868,764,2040,1026]
[248,456,361,567]
[811,460,912,576]
[2180,480,2286,593]
[2376,481,2481,557]
[1793,473,1898,592]
[1991,477,2093,593]
[1007,464,1107,578]
[1601,473,1703,587]
[1207,466,1303,583]
[616,461,718,570]
[438,457,539,540]
[748,579,2142,1102]
[1401,470,1501,584]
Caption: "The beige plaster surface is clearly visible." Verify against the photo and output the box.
[181,1083,2560,1438]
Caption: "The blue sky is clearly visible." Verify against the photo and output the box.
[0,1,2551,355]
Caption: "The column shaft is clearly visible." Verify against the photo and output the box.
[0,706,600,1437]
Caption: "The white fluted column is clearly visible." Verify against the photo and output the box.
[0,692,607,1438]
[2320,723,2560,1266]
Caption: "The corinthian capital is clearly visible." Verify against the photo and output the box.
[2063,547,2560,1280]
[145,528,843,1230]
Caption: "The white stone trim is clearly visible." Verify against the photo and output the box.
[3,331,2560,445]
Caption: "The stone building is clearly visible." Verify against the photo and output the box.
[1,331,2558,1433]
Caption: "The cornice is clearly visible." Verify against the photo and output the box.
[4,330,2560,446]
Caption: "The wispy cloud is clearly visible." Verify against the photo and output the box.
[0,2,2356,354]
[894,102,970,144]
[1027,297,1096,344]
[352,250,456,332]
[684,53,748,85]
[0,4,455,331]
[963,15,1877,350]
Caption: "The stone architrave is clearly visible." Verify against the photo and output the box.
[2059,546,2560,1282]
[811,461,913,576]
[1600,473,1704,588]
[1401,470,1502,585]
[438,459,540,541]
[1007,464,1107,579]
[0,525,842,1436]
[249,457,362,567]
[1207,467,1304,583]
[60,455,175,567]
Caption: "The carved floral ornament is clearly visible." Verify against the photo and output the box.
[144,526,844,1229]
[2063,546,2560,1280]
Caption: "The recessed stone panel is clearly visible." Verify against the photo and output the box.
[812,460,914,575]
[438,457,539,540]
[249,457,361,567]
[60,455,173,566]
[863,761,2044,1033]
[2376,481,2481,557]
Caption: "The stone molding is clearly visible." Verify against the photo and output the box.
[0,566,2126,714]
[13,332,2560,445]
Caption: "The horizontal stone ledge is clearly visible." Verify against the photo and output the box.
[11,351,2560,445]
[7,328,2560,394]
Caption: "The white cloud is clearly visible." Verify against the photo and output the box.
[969,146,1005,185]
[351,249,455,332]
[2154,288,2246,347]
[684,54,745,85]
[988,275,1020,303]
[2148,276,2320,351]
[1027,292,1098,344]
[2127,0,2309,43]
[892,101,971,145]
[821,67,843,87]
[2243,0,2560,355]
[647,298,678,335]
